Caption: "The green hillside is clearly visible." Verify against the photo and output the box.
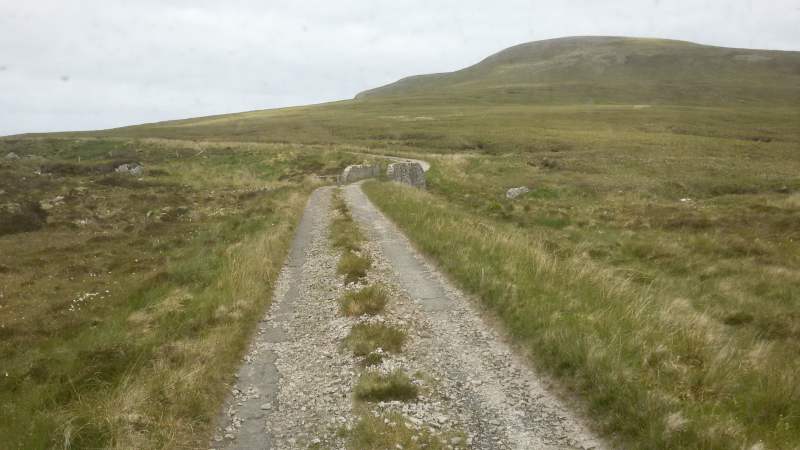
[356,36,800,106]
[25,37,798,150]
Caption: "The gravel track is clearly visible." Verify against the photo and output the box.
[210,183,603,449]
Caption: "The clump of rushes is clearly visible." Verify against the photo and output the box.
[340,285,387,316]
[344,323,406,356]
[330,192,363,252]
[337,250,371,283]
[354,370,418,402]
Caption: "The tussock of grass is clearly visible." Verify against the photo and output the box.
[345,412,457,450]
[340,285,388,316]
[344,323,406,356]
[337,250,371,284]
[354,370,418,402]
[331,221,362,252]
[332,190,350,215]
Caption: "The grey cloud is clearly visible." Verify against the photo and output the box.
[1,0,798,135]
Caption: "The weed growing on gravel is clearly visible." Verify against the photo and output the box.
[354,370,418,402]
[362,352,385,366]
[331,218,363,252]
[340,285,388,316]
[330,190,364,251]
[337,251,371,283]
[344,412,460,450]
[330,190,371,282]
[344,323,406,356]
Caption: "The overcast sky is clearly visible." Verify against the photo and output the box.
[1,0,798,136]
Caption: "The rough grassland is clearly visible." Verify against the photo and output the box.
[0,138,356,448]
[363,178,799,449]
[6,36,799,450]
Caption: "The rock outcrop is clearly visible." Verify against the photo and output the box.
[340,164,380,184]
[386,162,426,189]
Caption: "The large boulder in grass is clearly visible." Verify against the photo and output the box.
[5,152,20,160]
[506,186,530,199]
[340,164,380,184]
[386,162,426,189]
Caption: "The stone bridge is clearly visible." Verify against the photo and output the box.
[339,164,380,184]
[339,158,427,189]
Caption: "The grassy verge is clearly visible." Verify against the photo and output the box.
[0,138,353,448]
[363,180,800,449]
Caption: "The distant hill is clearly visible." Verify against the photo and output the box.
[10,36,799,142]
[356,36,800,106]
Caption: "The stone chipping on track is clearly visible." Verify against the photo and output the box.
[211,183,603,449]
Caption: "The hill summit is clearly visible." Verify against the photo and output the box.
[356,36,800,105]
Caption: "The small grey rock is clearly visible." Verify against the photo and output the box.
[5,152,19,160]
[115,162,144,176]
